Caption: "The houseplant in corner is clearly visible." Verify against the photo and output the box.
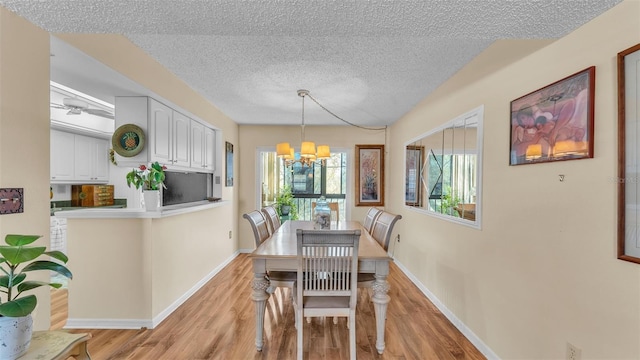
[275,185,298,220]
[0,234,72,359]
[126,161,167,211]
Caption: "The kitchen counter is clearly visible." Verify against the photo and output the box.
[53,200,228,218]
[50,205,125,216]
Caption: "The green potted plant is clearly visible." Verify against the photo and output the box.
[0,234,72,358]
[125,161,167,191]
[126,161,167,211]
[275,185,298,220]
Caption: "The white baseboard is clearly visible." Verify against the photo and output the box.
[66,251,241,330]
[65,318,152,329]
[392,259,500,360]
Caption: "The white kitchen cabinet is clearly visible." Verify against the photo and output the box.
[149,99,172,164]
[190,120,216,173]
[50,129,75,182]
[50,130,109,184]
[115,96,219,174]
[148,99,190,168]
[172,111,191,167]
[191,120,205,169]
[204,127,216,172]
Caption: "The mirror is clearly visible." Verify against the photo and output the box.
[404,106,483,227]
[618,43,640,264]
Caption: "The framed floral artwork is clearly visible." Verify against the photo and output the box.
[355,144,384,206]
[509,66,595,165]
[225,141,234,187]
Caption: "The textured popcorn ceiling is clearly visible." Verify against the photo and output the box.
[0,0,622,126]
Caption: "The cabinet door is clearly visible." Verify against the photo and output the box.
[74,134,93,181]
[204,127,216,172]
[172,111,191,167]
[50,130,75,182]
[191,120,205,169]
[92,137,110,182]
[149,99,173,164]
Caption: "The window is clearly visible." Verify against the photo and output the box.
[259,150,347,220]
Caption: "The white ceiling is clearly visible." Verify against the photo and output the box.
[0,0,622,126]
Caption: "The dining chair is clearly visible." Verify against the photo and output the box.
[243,210,270,248]
[311,201,340,222]
[294,229,360,360]
[243,210,296,293]
[358,211,402,288]
[362,207,382,234]
[261,205,281,235]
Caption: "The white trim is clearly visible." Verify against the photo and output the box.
[65,251,240,329]
[392,258,500,360]
[65,318,152,330]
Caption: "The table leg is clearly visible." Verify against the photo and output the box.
[251,270,270,351]
[372,270,390,354]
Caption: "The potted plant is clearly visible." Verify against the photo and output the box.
[126,161,167,211]
[275,185,298,220]
[0,234,72,358]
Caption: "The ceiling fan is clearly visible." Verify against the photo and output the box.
[50,98,114,119]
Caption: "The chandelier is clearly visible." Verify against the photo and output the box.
[277,90,331,167]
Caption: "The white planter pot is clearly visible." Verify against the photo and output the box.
[0,314,33,359]
[143,190,161,211]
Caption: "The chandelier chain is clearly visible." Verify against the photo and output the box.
[305,92,387,131]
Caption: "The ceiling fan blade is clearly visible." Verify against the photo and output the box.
[83,108,115,119]
[50,103,67,109]
[66,108,82,115]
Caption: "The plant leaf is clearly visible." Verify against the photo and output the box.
[45,250,68,263]
[0,295,37,317]
[22,260,72,279]
[0,273,26,288]
[5,234,41,246]
[0,246,46,265]
[18,280,61,292]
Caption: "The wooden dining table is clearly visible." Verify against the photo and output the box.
[249,220,393,354]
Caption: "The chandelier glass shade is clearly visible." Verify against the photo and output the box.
[277,90,331,167]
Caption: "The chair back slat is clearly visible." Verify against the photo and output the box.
[370,211,402,251]
[261,205,281,234]
[296,229,360,304]
[243,210,270,248]
[363,207,382,233]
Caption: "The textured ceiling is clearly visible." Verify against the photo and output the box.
[0,0,622,126]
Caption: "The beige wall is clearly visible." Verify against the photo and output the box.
[0,9,240,329]
[388,1,640,359]
[66,209,234,323]
[0,7,51,330]
[237,125,387,250]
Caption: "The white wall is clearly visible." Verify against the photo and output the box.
[387,1,640,358]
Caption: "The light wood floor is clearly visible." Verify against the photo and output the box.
[51,254,486,359]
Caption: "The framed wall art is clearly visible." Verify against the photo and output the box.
[355,144,384,207]
[509,66,595,165]
[405,145,423,206]
[617,43,640,264]
[225,141,234,187]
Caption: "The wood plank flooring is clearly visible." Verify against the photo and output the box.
[51,254,486,359]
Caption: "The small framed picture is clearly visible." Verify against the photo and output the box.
[355,145,384,206]
[225,142,233,187]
